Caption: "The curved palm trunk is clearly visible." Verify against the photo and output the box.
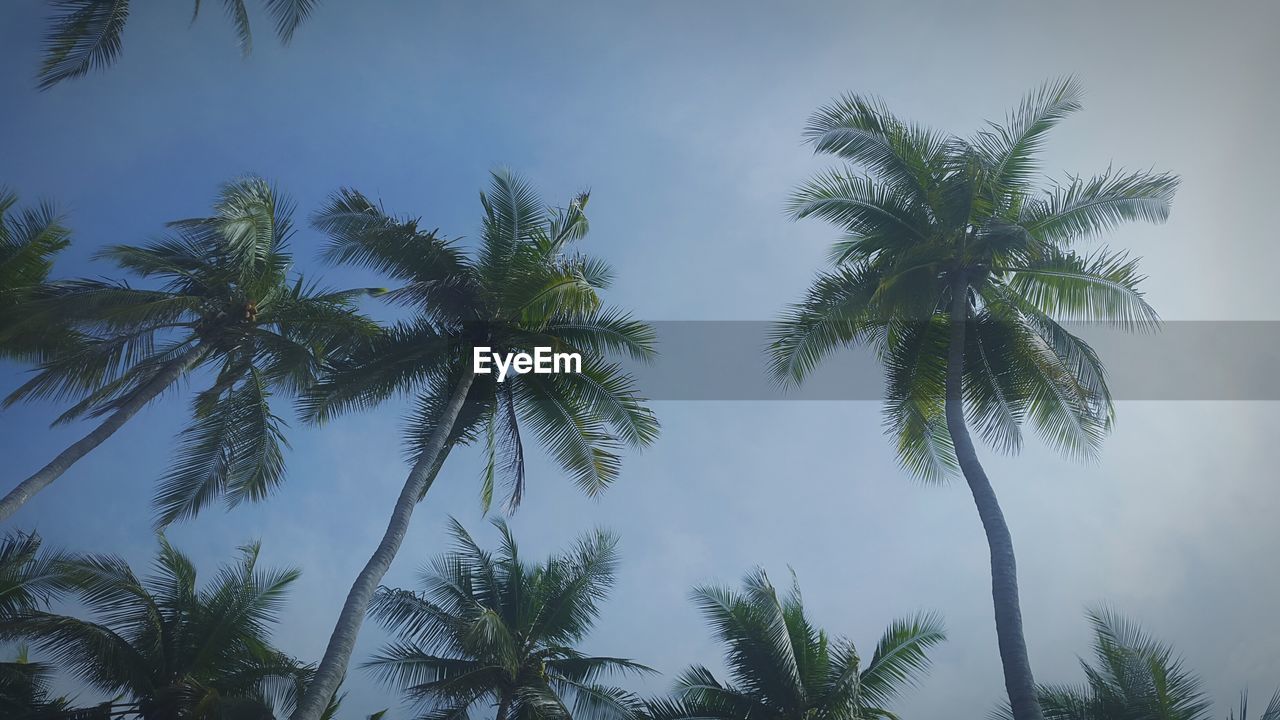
[290,373,475,720]
[0,343,207,523]
[944,275,1043,720]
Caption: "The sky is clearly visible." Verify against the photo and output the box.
[3,0,1280,717]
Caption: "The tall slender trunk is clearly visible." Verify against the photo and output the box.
[944,274,1043,720]
[290,373,476,720]
[0,343,207,523]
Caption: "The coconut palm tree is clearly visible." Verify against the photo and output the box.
[0,537,310,720]
[768,78,1178,720]
[0,189,77,364]
[996,609,1280,720]
[36,0,320,90]
[288,169,658,720]
[366,518,650,720]
[0,177,378,525]
[648,569,945,720]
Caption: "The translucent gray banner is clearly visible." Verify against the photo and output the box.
[612,321,1280,400]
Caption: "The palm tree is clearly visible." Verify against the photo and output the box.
[997,609,1280,720]
[0,177,378,524]
[768,78,1178,720]
[0,189,76,363]
[36,0,320,90]
[289,169,658,720]
[0,537,311,720]
[366,518,651,720]
[649,569,945,720]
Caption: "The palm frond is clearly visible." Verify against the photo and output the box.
[213,177,292,272]
[0,533,75,619]
[881,317,958,482]
[221,0,253,54]
[803,94,945,207]
[787,170,929,242]
[37,0,131,90]
[512,372,624,499]
[262,0,319,43]
[858,612,946,709]
[1006,247,1159,330]
[1020,169,1179,246]
[541,308,657,364]
[313,189,471,309]
[974,77,1083,194]
[553,678,647,720]
[299,320,456,422]
[153,367,289,527]
[479,169,548,277]
[768,262,885,386]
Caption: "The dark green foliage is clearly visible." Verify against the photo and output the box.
[0,189,77,363]
[4,178,378,525]
[37,0,320,89]
[366,518,651,720]
[306,169,659,512]
[649,569,945,720]
[0,532,75,621]
[0,537,310,720]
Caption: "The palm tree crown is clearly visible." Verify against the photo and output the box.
[649,569,946,720]
[0,538,310,720]
[367,518,651,720]
[770,77,1178,480]
[1001,609,1280,720]
[2,177,377,525]
[307,168,659,511]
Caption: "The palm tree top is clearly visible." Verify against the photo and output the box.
[4,177,379,526]
[651,568,945,720]
[306,169,659,511]
[996,607,1280,720]
[366,518,652,720]
[770,78,1179,480]
[0,536,310,719]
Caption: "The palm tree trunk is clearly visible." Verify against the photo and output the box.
[290,373,476,720]
[0,343,206,523]
[944,274,1043,720]
[495,693,512,720]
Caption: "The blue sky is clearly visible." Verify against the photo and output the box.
[3,1,1280,718]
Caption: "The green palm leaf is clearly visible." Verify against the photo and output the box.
[36,0,130,90]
